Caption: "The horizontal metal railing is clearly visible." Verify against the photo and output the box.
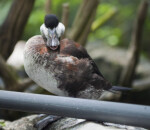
[0,90,150,129]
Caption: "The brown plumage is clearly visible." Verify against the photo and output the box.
[24,14,130,130]
[24,35,112,99]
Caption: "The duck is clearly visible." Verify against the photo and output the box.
[24,14,115,99]
[24,14,130,129]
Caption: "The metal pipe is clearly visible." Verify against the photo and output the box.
[0,90,150,129]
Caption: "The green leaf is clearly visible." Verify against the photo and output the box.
[0,121,5,127]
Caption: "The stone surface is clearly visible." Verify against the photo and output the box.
[0,115,147,130]
[7,41,25,69]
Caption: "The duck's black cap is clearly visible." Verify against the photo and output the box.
[44,14,59,29]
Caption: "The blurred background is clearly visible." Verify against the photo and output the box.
[0,0,150,121]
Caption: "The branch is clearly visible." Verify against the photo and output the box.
[77,6,97,46]
[91,8,117,32]
[45,0,52,14]
[0,55,34,91]
[68,0,99,45]
[18,78,35,92]
[119,0,149,87]
[61,3,69,38]
[0,0,35,60]
[0,55,18,90]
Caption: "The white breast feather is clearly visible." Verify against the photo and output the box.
[24,48,67,96]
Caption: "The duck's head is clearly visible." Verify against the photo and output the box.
[43,14,65,50]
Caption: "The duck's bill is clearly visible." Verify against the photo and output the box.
[50,45,59,50]
[47,38,59,51]
[46,28,60,50]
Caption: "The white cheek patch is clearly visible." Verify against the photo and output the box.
[56,22,65,37]
[40,24,49,39]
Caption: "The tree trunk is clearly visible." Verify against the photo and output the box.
[68,0,99,45]
[77,7,97,46]
[61,3,69,38]
[119,0,148,87]
[0,0,35,60]
[45,0,52,14]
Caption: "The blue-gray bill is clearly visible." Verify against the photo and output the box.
[46,28,59,50]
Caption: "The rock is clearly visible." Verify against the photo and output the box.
[7,41,25,69]
[86,43,150,77]
[1,115,147,130]
[2,115,38,130]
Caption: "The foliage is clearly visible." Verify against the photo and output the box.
[0,121,5,127]
[23,0,80,40]
[0,0,149,48]
[88,0,141,46]
[91,7,117,32]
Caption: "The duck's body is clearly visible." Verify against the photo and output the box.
[24,14,130,130]
[24,35,112,99]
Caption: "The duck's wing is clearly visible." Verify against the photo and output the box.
[53,39,112,97]
[59,39,105,78]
